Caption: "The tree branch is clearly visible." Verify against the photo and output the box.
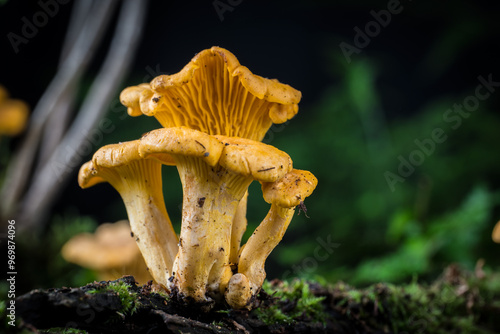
[18,0,148,231]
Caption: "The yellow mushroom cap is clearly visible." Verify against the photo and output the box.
[93,140,144,168]
[92,139,175,168]
[139,127,225,167]
[78,161,106,189]
[492,220,500,243]
[216,135,292,183]
[120,47,301,141]
[61,220,140,270]
[78,141,175,189]
[120,83,151,117]
[262,169,318,208]
[139,128,293,184]
[0,85,29,136]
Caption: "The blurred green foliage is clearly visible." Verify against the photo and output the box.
[255,54,500,285]
[354,185,493,284]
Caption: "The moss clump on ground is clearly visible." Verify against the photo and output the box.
[254,279,327,325]
[88,280,138,316]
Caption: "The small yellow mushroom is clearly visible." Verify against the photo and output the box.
[492,220,500,243]
[78,140,178,288]
[0,85,29,137]
[226,169,318,309]
[61,220,153,284]
[139,128,292,304]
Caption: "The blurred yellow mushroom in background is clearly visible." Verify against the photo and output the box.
[61,220,153,284]
[0,85,29,137]
[492,220,500,243]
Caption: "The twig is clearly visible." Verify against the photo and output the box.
[38,0,95,166]
[0,0,118,218]
[18,0,148,230]
[59,0,94,62]
[151,310,230,333]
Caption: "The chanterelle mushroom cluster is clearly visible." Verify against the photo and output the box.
[79,47,317,310]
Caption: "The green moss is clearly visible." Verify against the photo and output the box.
[330,267,500,333]
[151,289,170,300]
[88,281,138,315]
[255,279,327,325]
[40,329,87,334]
[211,320,225,327]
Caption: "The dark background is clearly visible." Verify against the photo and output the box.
[1,0,500,292]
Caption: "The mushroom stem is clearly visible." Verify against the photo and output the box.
[84,155,178,288]
[172,156,251,302]
[238,204,295,291]
[230,191,248,266]
[82,140,182,287]
[225,204,295,310]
